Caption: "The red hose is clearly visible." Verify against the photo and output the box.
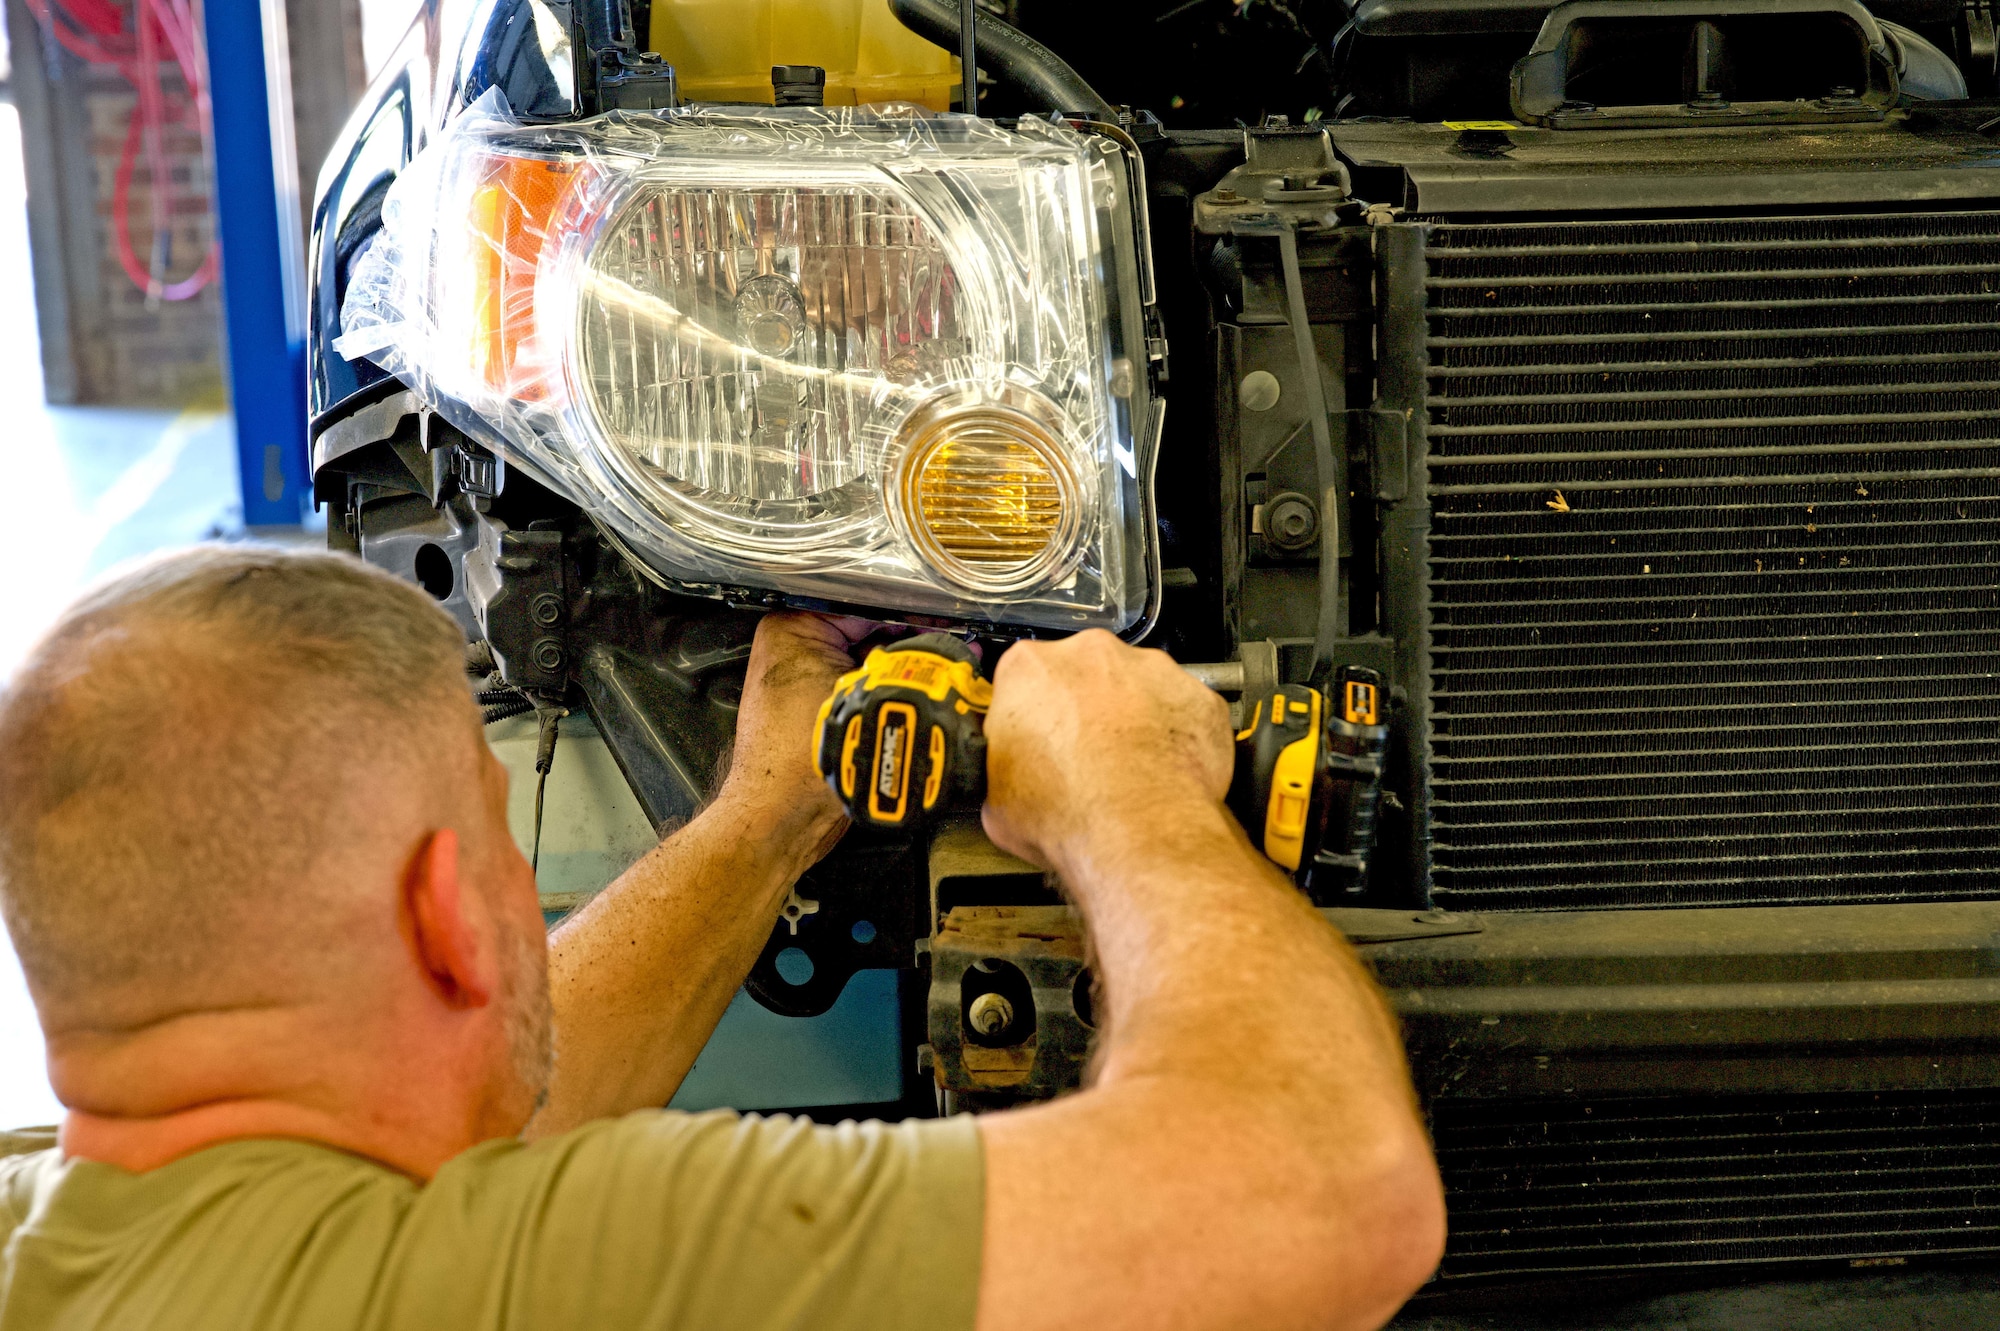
[23,0,219,300]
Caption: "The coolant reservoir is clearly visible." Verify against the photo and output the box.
[651,0,959,110]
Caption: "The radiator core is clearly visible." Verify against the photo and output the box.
[1435,1088,2000,1277]
[1421,210,2000,910]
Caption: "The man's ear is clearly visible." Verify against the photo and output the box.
[403,829,495,1010]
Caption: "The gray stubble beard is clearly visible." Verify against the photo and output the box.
[500,910,557,1121]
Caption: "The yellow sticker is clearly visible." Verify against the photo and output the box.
[1443,120,1518,131]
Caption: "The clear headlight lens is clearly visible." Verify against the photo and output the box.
[336,94,1160,633]
[577,179,956,556]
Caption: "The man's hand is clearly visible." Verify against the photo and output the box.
[981,629,1234,874]
[534,612,870,1135]
[715,612,873,872]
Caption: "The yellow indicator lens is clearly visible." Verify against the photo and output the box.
[919,436,1062,562]
[893,387,1084,594]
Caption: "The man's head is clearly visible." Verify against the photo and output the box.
[0,545,551,1156]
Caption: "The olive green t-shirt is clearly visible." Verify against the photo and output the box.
[0,1110,983,1330]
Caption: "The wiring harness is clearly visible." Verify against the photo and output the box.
[22,0,218,301]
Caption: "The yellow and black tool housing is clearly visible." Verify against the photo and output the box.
[1228,667,1390,900]
[1229,683,1328,875]
[1314,666,1391,899]
[813,633,992,830]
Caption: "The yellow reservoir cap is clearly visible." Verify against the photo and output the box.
[651,0,959,110]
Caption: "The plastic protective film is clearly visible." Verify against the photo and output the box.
[338,92,1159,634]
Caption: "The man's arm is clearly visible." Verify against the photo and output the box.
[974,632,1447,1331]
[527,614,864,1138]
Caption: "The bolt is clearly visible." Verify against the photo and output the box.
[533,638,566,673]
[531,593,564,627]
[1211,186,1242,204]
[1263,491,1319,552]
[968,991,1015,1038]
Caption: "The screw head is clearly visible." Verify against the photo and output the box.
[533,638,566,673]
[1263,491,1320,552]
[1240,369,1282,413]
[968,991,1015,1038]
[531,593,564,626]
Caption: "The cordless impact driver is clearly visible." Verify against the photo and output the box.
[811,634,1390,897]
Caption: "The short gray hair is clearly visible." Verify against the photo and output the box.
[0,545,474,1028]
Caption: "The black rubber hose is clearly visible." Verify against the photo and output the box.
[888,0,1116,119]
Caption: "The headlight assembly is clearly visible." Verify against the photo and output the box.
[338,93,1162,634]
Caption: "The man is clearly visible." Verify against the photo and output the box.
[0,545,1444,1330]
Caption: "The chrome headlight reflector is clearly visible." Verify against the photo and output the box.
[337,95,1160,633]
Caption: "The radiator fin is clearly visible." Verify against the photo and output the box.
[1436,1089,2000,1278]
[1424,210,2000,909]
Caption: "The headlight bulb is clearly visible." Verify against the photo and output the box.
[734,273,806,360]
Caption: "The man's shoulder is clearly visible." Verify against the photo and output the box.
[0,1128,62,1238]
[414,1109,986,1275]
[501,1106,982,1172]
[0,1117,985,1331]
[395,1110,987,1331]
[0,1127,59,1159]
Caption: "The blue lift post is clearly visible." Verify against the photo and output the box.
[201,0,311,527]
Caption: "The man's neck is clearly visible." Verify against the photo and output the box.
[46,1006,499,1181]
[59,1100,440,1178]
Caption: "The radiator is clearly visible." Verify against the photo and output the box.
[1420,210,2000,910]
[1435,1088,2000,1278]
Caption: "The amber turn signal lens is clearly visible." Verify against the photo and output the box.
[464,153,584,398]
[892,388,1084,594]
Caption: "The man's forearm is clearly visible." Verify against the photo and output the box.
[528,795,824,1137]
[977,801,1443,1331]
[1062,804,1411,1115]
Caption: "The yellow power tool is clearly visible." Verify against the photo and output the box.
[813,634,993,830]
[1226,668,1390,896]
[811,635,1391,894]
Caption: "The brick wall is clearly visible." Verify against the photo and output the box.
[81,65,225,405]
[6,0,362,409]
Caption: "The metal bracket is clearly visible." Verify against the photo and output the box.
[929,906,1093,1098]
[463,521,568,692]
[596,48,678,111]
[1195,123,1358,236]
